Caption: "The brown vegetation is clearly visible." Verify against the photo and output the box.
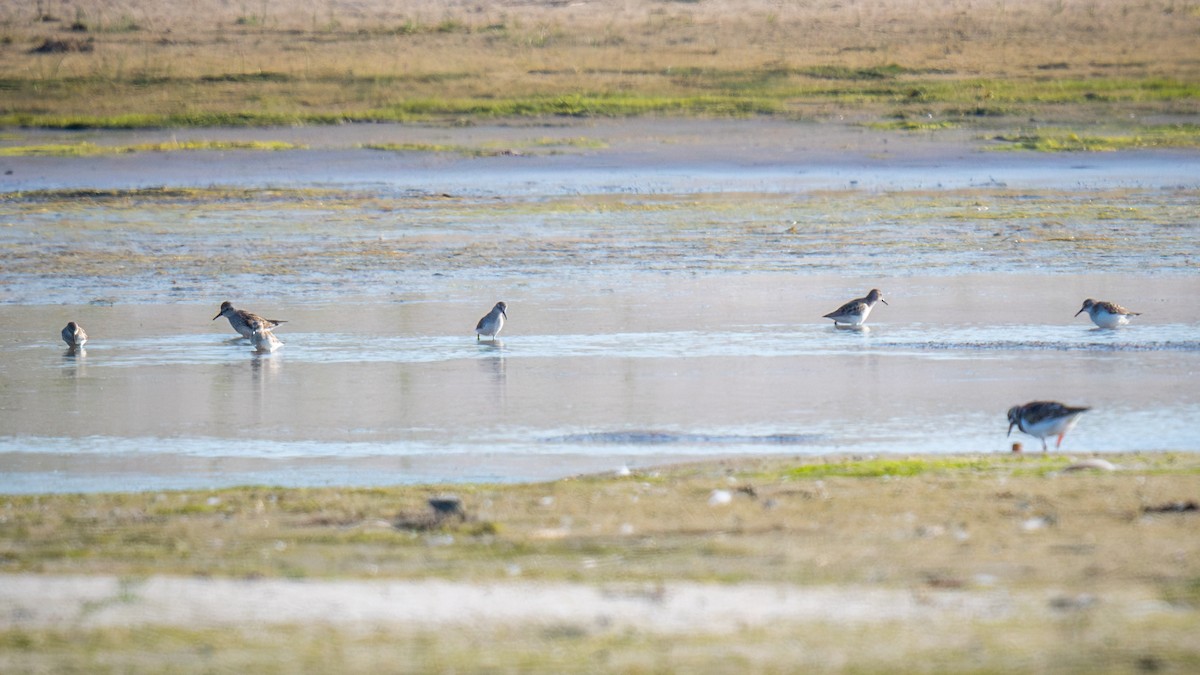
[1,454,1199,670]
[0,0,1197,125]
[28,36,92,53]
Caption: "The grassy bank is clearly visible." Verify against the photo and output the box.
[2,452,1199,671]
[1,0,1197,130]
[3,453,1197,587]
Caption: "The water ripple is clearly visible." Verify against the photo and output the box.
[543,431,823,445]
[83,324,1200,368]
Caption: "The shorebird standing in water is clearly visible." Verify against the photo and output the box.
[61,321,87,351]
[1075,298,1140,329]
[213,301,286,339]
[475,302,508,340]
[823,289,888,327]
[1007,401,1091,452]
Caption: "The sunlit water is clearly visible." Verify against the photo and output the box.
[1,121,1198,492]
[2,275,1198,494]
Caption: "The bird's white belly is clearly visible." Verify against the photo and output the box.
[835,308,870,325]
[1090,310,1129,329]
[477,316,504,336]
[1023,415,1079,439]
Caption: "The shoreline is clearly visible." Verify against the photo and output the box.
[6,118,1200,196]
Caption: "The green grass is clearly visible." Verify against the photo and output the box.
[0,95,782,130]
[3,73,1195,130]
[778,455,1070,478]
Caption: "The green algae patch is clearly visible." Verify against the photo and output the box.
[867,119,960,132]
[770,454,1075,479]
[989,125,1200,152]
[361,135,608,157]
[361,142,504,156]
[0,140,305,157]
[376,94,786,119]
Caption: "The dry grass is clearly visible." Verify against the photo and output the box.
[1,453,1199,671]
[2,453,1198,588]
[1,0,1197,126]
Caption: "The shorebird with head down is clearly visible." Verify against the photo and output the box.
[61,321,87,351]
[1007,401,1090,452]
[475,302,508,340]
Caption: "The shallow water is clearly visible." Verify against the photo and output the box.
[2,274,1198,493]
[1,120,1198,492]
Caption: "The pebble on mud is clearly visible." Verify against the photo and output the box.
[708,489,733,506]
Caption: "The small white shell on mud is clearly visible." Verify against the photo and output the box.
[1021,517,1051,532]
[1063,458,1117,472]
[708,489,733,506]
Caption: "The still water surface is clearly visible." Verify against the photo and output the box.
[1,121,1198,492]
[2,275,1198,493]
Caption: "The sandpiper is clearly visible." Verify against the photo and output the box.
[475,301,508,340]
[250,327,283,353]
[213,301,286,339]
[1075,298,1140,329]
[823,289,888,326]
[61,321,87,350]
[1007,401,1091,452]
